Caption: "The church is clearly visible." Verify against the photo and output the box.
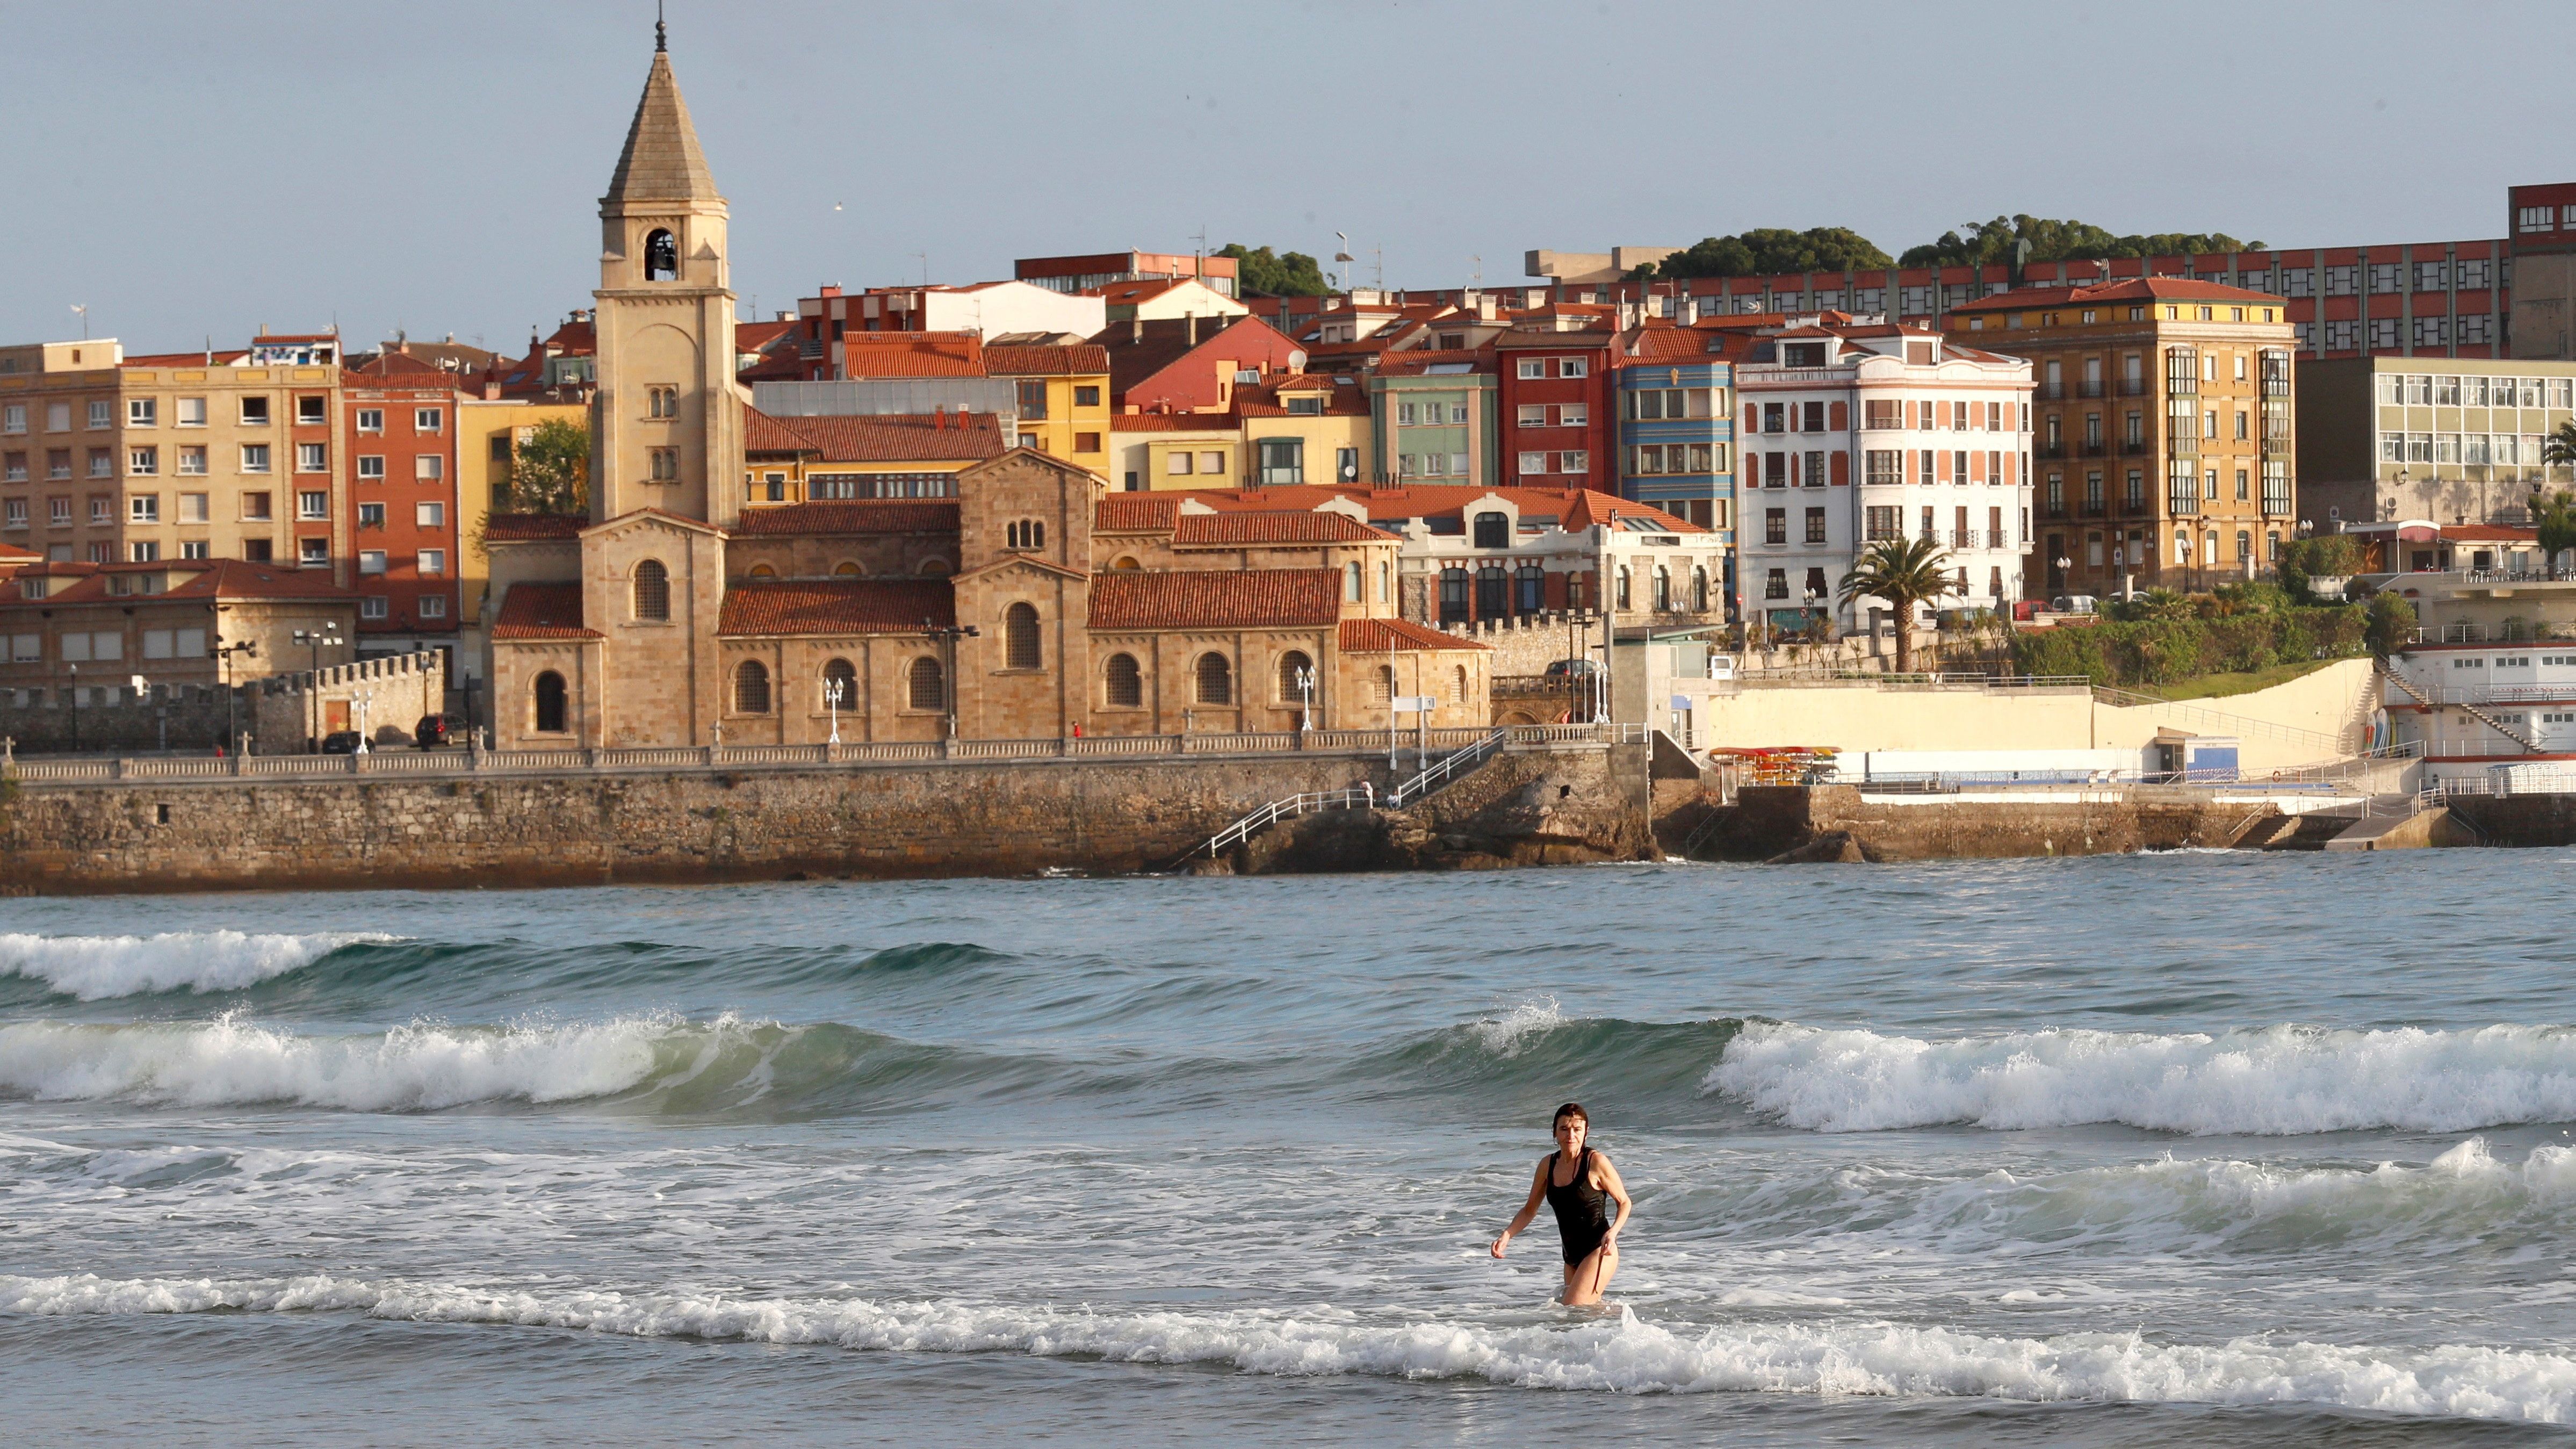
[482,30,1490,748]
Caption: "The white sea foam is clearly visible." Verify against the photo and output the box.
[1707,1021,2576,1134]
[0,1011,751,1111]
[1468,998,1563,1055]
[4,1271,2573,1421]
[0,931,396,1000]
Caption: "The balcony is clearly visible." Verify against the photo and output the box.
[2044,504,2069,521]
[2079,381,2106,399]
[2081,442,2106,457]
[2041,384,2066,401]
[2080,502,2108,517]
[2039,442,2068,459]
[2120,441,2151,456]
[2120,380,2151,397]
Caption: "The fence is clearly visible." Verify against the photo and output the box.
[1,722,1646,786]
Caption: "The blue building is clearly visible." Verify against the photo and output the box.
[1615,328,1738,618]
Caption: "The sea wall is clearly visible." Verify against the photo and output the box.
[2445,793,2576,847]
[1691,783,2344,861]
[0,744,1647,894]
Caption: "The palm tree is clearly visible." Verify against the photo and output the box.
[2534,487,2576,576]
[1838,537,1958,674]
[2543,420,2576,470]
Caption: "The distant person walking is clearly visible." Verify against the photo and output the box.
[1490,1101,1630,1306]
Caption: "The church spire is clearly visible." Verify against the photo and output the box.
[603,32,718,206]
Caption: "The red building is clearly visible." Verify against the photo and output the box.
[1094,315,1305,413]
[1494,309,1621,493]
[341,351,461,659]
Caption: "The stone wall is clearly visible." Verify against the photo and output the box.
[248,651,449,751]
[1439,612,1605,675]
[1689,783,2328,861]
[0,686,243,754]
[0,744,1643,894]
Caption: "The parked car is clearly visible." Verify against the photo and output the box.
[415,712,466,748]
[2051,595,2099,615]
[319,731,364,754]
[1542,658,1602,682]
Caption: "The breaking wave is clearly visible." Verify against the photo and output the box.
[1707,1021,2576,1135]
[0,931,399,1001]
[5,1271,2573,1421]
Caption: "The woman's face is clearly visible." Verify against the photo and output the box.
[1553,1115,1586,1154]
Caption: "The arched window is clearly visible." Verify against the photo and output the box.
[1345,561,1362,602]
[1374,665,1395,704]
[1454,665,1470,703]
[919,557,953,576]
[1110,556,1142,572]
[1653,566,1672,611]
[1476,564,1507,618]
[820,657,857,710]
[834,560,863,577]
[1692,566,1709,612]
[1616,566,1633,611]
[1195,651,1232,705]
[1005,602,1041,669]
[644,228,679,282]
[747,563,776,580]
[1104,652,1142,707]
[1516,564,1545,615]
[1277,650,1312,703]
[633,559,670,621]
[1005,519,1046,551]
[533,671,567,734]
[733,660,771,714]
[908,655,944,710]
[1473,510,1510,548]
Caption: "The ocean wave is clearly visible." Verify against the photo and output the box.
[0,931,399,1001]
[1707,1021,2576,1135]
[5,1272,2572,1421]
[0,1011,1091,1115]
[1358,1003,1748,1114]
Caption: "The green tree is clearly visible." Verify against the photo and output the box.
[2533,487,2576,574]
[508,417,589,515]
[1838,537,1958,674]
[2365,590,2418,657]
[1899,214,2263,269]
[2542,420,2576,470]
[2276,534,2362,601]
[1216,243,1331,298]
[1634,227,1894,280]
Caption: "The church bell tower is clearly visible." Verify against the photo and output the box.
[590,19,742,528]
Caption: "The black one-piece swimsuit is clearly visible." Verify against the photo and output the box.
[1545,1147,1612,1265]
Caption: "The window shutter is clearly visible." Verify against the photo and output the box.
[1829,401,1849,431]
[1829,451,1849,487]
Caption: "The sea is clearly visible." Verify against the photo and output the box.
[4,853,2575,1445]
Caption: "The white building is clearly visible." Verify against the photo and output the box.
[1733,315,2034,630]
[797,282,1106,367]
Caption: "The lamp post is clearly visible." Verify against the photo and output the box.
[212,632,256,756]
[352,686,372,753]
[1294,663,1314,733]
[920,622,979,739]
[66,662,77,753]
[291,625,343,751]
[822,675,845,745]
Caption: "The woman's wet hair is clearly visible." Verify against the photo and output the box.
[1552,1101,1589,1130]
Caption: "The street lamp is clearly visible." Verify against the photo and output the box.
[212,631,257,755]
[291,625,344,751]
[66,661,78,753]
[822,675,846,745]
[1293,663,1315,733]
[352,686,372,753]
[920,621,979,738]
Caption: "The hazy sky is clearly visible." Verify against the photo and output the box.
[4,0,2567,356]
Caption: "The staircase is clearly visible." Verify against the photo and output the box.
[2382,662,2537,752]
[1175,730,1512,870]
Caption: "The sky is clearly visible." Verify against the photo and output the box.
[2,0,2568,357]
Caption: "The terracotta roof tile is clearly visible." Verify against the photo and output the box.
[1110,413,1237,432]
[1087,568,1340,631]
[836,333,987,377]
[718,579,955,636]
[484,513,587,542]
[492,583,598,640]
[1172,511,1394,546]
[1339,617,1489,653]
[733,501,961,535]
[984,343,1110,376]
[750,413,1004,463]
[1095,493,1180,532]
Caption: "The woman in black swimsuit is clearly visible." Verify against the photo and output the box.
[1489,1101,1632,1306]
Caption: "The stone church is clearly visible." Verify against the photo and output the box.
[483,30,1488,748]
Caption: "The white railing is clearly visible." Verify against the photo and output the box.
[1203,785,1375,857]
[1388,730,1509,809]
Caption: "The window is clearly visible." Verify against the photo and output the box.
[89,494,111,524]
[1559,450,1588,473]
[414,407,443,432]
[297,491,329,520]
[649,386,679,419]
[529,671,570,732]
[1102,654,1145,709]
[126,445,157,476]
[1,403,20,435]
[1473,511,1510,548]
[1270,648,1315,705]
[358,501,385,529]
[1,499,20,529]
[1560,358,1588,378]
[298,537,328,567]
[358,550,388,575]
[1195,651,1232,705]
[1517,358,1545,379]
[238,396,270,426]
[1804,507,1827,545]
[1005,602,1041,669]
[1558,403,1589,427]
[407,500,442,529]
[2370,319,2401,350]
[418,594,446,619]
[1765,507,1787,545]
[733,660,771,714]
[628,559,671,621]
[356,408,384,433]
[129,494,160,523]
[1005,519,1047,551]
[1256,437,1303,486]
[419,549,446,576]
[297,442,327,473]
[1518,563,1545,614]
[908,655,945,710]
[1615,567,1632,610]
[81,399,110,430]
[648,448,678,482]
[1651,567,1672,611]
[45,401,70,432]
[1200,450,1226,476]
[1865,505,1900,541]
[242,443,272,473]
[86,448,111,478]
[1765,568,1788,600]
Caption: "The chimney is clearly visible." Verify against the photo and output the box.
[1186,313,1197,345]
[1130,318,1143,344]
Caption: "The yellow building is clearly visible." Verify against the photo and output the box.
[459,397,586,640]
[1111,374,1373,492]
[1114,413,1244,492]
[986,343,1112,477]
[741,410,1007,508]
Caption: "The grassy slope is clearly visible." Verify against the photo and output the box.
[2141,657,2339,702]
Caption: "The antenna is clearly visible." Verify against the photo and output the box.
[914,250,929,286]
[1332,232,1353,293]
[69,304,88,340]
[1471,255,1482,290]
[655,0,666,52]
[1372,244,1383,291]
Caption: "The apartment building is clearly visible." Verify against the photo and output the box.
[1495,311,1620,494]
[1731,317,2033,626]
[1015,249,1240,298]
[985,342,1112,477]
[791,281,1106,358]
[0,338,126,565]
[1369,350,1499,489]
[2296,357,2576,530]
[342,352,463,660]
[1613,326,1737,547]
[1946,280,2294,598]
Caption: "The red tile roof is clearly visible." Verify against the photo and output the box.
[1951,277,2291,313]
[1087,568,1341,631]
[1095,494,1180,532]
[733,501,961,535]
[123,350,249,367]
[1110,412,1237,432]
[0,541,38,561]
[491,583,598,640]
[1339,617,1489,653]
[748,412,1005,463]
[1172,511,1393,546]
[718,579,955,636]
[835,332,986,377]
[1374,348,1496,377]
[484,513,587,542]
[984,343,1110,376]
[2442,523,2536,542]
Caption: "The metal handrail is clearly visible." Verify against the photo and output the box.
[1388,729,1509,809]
[1204,785,1375,857]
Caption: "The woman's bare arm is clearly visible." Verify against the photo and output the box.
[1489,1159,1550,1258]
[1593,1153,1633,1244]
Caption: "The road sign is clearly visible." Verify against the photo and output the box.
[1392,695,1436,713]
